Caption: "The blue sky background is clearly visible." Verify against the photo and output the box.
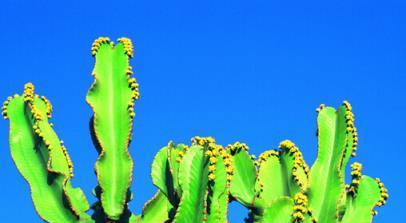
[0,0,405,222]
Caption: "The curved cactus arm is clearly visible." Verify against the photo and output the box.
[151,145,172,199]
[254,150,286,209]
[308,104,350,222]
[337,102,358,213]
[338,101,358,175]
[138,191,173,223]
[291,193,317,223]
[173,145,209,223]
[31,92,90,218]
[256,197,294,223]
[168,143,189,197]
[340,162,388,223]
[86,37,139,220]
[3,84,90,222]
[228,142,257,207]
[253,141,309,210]
[279,140,309,195]
[151,142,188,206]
[341,176,387,223]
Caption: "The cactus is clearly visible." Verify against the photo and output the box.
[2,36,388,223]
[228,102,389,223]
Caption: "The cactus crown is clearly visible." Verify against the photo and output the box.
[2,37,388,223]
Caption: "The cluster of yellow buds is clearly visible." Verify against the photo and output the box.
[257,150,279,166]
[192,136,216,147]
[293,192,310,222]
[220,149,233,183]
[30,101,43,121]
[91,37,111,56]
[279,140,310,189]
[192,137,218,181]
[128,77,140,100]
[226,141,249,153]
[208,150,217,182]
[126,65,133,77]
[176,150,185,163]
[343,101,358,157]
[41,96,52,118]
[32,120,53,151]
[165,141,185,164]
[32,122,44,139]
[1,96,13,119]
[60,141,74,177]
[375,178,388,207]
[23,83,35,103]
[348,162,362,194]
[33,113,74,178]
[126,78,139,119]
[118,37,134,58]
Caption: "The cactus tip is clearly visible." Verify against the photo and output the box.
[91,37,111,56]
[1,96,14,119]
[375,178,388,207]
[348,162,363,194]
[316,104,325,113]
[118,37,134,58]
[23,82,35,103]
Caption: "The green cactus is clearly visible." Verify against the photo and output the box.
[228,102,389,223]
[2,37,388,223]
[2,84,91,222]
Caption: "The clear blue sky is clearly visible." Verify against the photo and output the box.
[0,0,404,222]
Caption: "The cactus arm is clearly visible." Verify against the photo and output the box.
[308,105,348,222]
[4,84,91,222]
[205,148,229,223]
[151,146,172,198]
[168,143,188,197]
[279,140,309,195]
[339,102,357,174]
[86,37,139,220]
[254,150,286,209]
[257,197,294,223]
[5,95,77,222]
[173,145,209,223]
[336,102,358,215]
[138,191,173,223]
[341,176,387,223]
[151,142,187,206]
[32,95,90,218]
[228,143,256,207]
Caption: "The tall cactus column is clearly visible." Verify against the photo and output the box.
[87,37,140,221]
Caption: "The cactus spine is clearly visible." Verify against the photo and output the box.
[2,37,388,223]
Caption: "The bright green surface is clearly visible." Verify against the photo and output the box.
[341,176,382,223]
[206,153,228,223]
[151,146,171,198]
[308,106,348,222]
[32,97,90,218]
[6,95,90,222]
[138,191,172,223]
[173,145,209,223]
[279,150,308,195]
[86,42,134,220]
[260,197,294,223]
[229,147,256,207]
[255,153,286,208]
